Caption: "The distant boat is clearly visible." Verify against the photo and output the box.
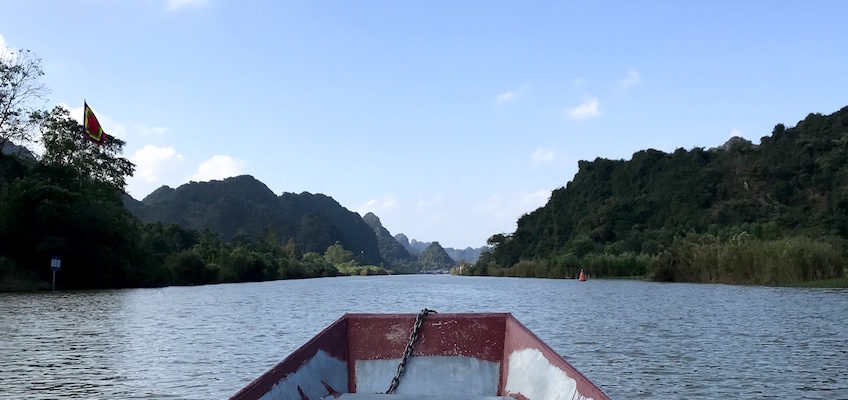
[230,311,609,399]
[578,269,587,281]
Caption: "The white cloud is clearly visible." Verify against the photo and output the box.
[473,190,551,219]
[0,33,8,53]
[416,194,445,211]
[530,147,555,165]
[730,128,743,138]
[567,97,600,120]
[618,70,641,90]
[59,102,128,139]
[61,103,84,124]
[356,195,399,216]
[494,84,528,104]
[0,33,16,63]
[522,190,551,208]
[474,194,506,218]
[166,0,208,10]
[190,155,245,181]
[133,125,168,137]
[125,145,186,199]
[131,145,184,183]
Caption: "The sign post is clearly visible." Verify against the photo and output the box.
[50,256,61,291]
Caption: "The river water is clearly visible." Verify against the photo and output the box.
[0,275,846,399]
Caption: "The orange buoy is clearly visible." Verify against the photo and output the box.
[578,269,586,281]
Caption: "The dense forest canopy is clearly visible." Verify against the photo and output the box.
[417,242,455,271]
[475,108,848,285]
[126,176,383,265]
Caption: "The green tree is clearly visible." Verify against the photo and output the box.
[325,241,354,265]
[35,106,134,190]
[0,105,137,289]
[166,250,213,285]
[284,238,302,260]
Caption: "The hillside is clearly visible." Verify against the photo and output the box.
[478,107,848,284]
[361,212,417,272]
[0,142,35,160]
[444,246,489,263]
[125,175,382,264]
[394,233,488,263]
[417,242,455,271]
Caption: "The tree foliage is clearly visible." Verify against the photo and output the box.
[0,107,137,289]
[127,176,383,265]
[35,106,134,190]
[417,242,455,271]
[479,107,848,284]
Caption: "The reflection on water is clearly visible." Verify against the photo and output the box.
[1,276,846,399]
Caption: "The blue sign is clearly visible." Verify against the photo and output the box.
[50,256,61,271]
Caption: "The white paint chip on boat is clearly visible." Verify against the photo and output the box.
[505,348,593,400]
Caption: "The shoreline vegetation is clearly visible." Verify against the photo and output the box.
[2,49,846,292]
[778,277,848,288]
[452,234,848,288]
[471,106,848,289]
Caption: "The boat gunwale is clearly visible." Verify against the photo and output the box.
[229,315,349,400]
[229,312,610,400]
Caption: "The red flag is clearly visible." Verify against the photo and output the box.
[83,101,108,145]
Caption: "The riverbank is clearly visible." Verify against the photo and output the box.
[778,277,848,288]
[595,276,848,288]
[611,275,848,288]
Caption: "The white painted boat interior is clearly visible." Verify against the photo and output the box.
[355,356,501,396]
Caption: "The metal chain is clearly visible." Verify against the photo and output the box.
[386,308,435,394]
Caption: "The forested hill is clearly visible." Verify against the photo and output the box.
[417,242,455,271]
[393,233,489,263]
[125,175,382,264]
[479,106,848,282]
[362,212,417,272]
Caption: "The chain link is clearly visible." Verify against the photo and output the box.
[385,308,435,394]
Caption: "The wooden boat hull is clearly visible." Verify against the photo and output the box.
[231,313,609,400]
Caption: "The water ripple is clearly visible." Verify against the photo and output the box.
[1,276,846,399]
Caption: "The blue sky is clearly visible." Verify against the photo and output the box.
[2,0,846,248]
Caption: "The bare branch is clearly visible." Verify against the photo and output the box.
[0,48,49,154]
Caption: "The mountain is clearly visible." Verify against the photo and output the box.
[362,212,417,271]
[0,142,35,160]
[394,233,410,250]
[393,236,429,255]
[481,106,848,270]
[409,239,430,255]
[417,242,455,271]
[394,233,487,263]
[444,246,488,263]
[124,175,382,264]
[122,192,145,218]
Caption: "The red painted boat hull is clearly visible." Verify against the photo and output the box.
[230,313,609,400]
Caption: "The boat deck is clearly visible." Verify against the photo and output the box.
[231,313,609,400]
[328,395,510,400]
